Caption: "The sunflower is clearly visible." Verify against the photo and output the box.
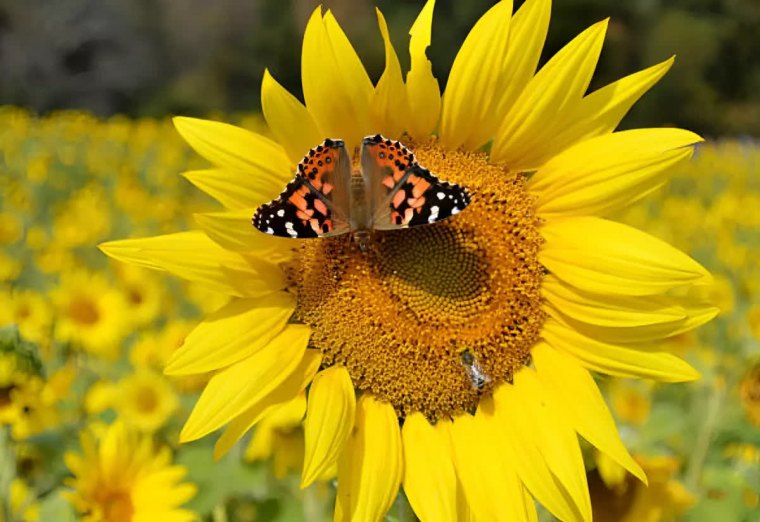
[7,478,41,522]
[0,288,53,345]
[50,270,129,359]
[64,421,197,522]
[115,370,179,434]
[739,361,760,427]
[101,0,717,520]
[589,454,696,522]
[0,365,74,440]
[114,264,165,328]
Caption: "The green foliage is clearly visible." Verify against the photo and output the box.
[0,0,757,135]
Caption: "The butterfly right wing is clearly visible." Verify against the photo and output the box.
[253,139,352,238]
[361,134,471,230]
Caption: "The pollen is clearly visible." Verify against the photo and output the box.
[287,141,545,420]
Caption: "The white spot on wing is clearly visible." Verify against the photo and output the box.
[437,192,445,200]
[276,209,285,217]
[266,227,274,234]
[451,207,460,215]
[284,221,298,238]
[428,205,440,223]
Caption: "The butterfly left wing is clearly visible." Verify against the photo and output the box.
[360,134,471,230]
[253,138,352,238]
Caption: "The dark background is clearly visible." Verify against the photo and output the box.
[1,0,757,137]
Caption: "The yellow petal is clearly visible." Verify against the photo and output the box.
[493,376,590,522]
[180,325,311,442]
[540,216,711,296]
[462,0,550,150]
[523,486,538,522]
[491,19,608,169]
[528,57,676,172]
[335,396,402,522]
[440,0,513,150]
[261,69,322,164]
[173,116,291,182]
[301,366,356,489]
[99,231,284,297]
[514,371,592,521]
[302,7,373,151]
[542,317,701,382]
[444,409,532,522]
[243,423,274,462]
[531,128,702,217]
[261,392,307,427]
[405,0,441,141]
[213,350,321,460]
[182,168,282,210]
[495,56,676,171]
[555,299,719,344]
[542,275,686,328]
[402,412,460,521]
[194,207,294,258]
[370,8,409,139]
[165,293,295,376]
[532,342,647,484]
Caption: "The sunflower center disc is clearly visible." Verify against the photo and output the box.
[287,142,546,420]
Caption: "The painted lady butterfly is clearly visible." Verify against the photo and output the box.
[252,135,471,248]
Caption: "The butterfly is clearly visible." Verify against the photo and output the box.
[252,135,471,248]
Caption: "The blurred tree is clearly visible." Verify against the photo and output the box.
[0,0,166,114]
[0,0,757,136]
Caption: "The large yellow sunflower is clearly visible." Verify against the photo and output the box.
[101,0,717,520]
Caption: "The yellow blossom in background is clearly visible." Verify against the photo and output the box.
[84,380,118,415]
[0,212,22,244]
[0,289,53,345]
[747,305,760,341]
[609,380,653,426]
[1,364,75,439]
[5,478,41,522]
[0,353,31,423]
[708,275,736,316]
[128,320,209,393]
[114,264,166,327]
[723,443,760,465]
[64,421,197,521]
[52,184,112,248]
[739,362,760,427]
[115,370,179,434]
[0,252,22,282]
[590,455,695,522]
[129,320,194,370]
[50,270,129,359]
[84,372,180,433]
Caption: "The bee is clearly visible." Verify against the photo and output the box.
[460,349,491,391]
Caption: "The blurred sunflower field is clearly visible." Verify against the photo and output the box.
[1,106,759,521]
[0,107,331,521]
[0,0,759,520]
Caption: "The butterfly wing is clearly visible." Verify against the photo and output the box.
[361,134,471,230]
[253,138,352,238]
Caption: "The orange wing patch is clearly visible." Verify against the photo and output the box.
[297,138,342,194]
[362,135,417,188]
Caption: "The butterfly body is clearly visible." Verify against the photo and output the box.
[252,135,471,247]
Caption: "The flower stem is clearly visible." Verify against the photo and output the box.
[684,379,725,489]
